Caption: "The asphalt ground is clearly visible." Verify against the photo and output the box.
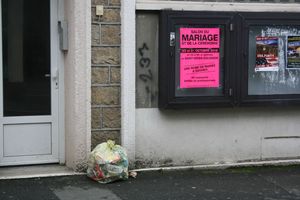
[1,165,300,200]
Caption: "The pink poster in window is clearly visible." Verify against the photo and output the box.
[180,28,220,89]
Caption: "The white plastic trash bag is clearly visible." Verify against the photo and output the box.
[87,140,129,183]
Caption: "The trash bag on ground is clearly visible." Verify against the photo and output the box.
[87,140,129,183]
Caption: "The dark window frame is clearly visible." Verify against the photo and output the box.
[239,12,300,106]
[159,11,236,109]
[159,11,300,109]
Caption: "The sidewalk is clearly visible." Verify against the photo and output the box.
[1,165,300,200]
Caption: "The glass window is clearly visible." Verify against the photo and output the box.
[248,25,300,95]
[136,12,159,108]
[159,11,300,108]
[174,25,225,97]
[2,0,51,116]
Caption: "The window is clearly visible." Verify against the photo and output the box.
[159,11,300,108]
[239,12,300,106]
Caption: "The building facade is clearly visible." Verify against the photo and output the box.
[1,0,300,173]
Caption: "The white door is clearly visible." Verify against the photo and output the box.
[0,0,60,166]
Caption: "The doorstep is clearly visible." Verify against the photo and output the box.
[0,164,84,180]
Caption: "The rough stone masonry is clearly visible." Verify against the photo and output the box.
[91,0,121,149]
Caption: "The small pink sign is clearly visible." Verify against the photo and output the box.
[179,28,220,89]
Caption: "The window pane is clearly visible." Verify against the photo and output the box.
[175,25,225,97]
[2,0,51,116]
[248,25,300,95]
[136,13,159,108]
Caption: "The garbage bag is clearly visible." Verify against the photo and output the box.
[87,140,129,183]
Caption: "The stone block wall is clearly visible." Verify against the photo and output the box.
[91,0,121,149]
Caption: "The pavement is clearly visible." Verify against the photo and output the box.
[1,165,300,200]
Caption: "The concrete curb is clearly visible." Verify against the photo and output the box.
[131,159,300,172]
[2,159,300,180]
[0,172,85,180]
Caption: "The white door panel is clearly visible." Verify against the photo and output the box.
[0,0,60,166]
[4,123,52,157]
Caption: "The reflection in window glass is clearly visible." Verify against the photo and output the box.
[2,0,51,116]
[248,26,300,95]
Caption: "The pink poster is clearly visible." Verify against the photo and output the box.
[180,28,220,89]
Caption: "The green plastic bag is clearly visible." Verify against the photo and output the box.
[87,140,129,183]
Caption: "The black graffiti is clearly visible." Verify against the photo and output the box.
[139,69,153,82]
[138,42,157,103]
[138,43,149,57]
[138,43,152,83]
[145,86,158,102]
[139,58,151,68]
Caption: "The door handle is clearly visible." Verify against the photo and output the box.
[53,68,59,89]
[45,69,59,89]
[52,68,59,81]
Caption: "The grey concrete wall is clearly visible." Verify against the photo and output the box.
[136,108,300,168]
[64,0,91,171]
[135,12,300,168]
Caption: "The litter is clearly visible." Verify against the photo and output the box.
[129,171,137,178]
[87,140,129,183]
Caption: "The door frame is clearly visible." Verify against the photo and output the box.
[0,0,65,166]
